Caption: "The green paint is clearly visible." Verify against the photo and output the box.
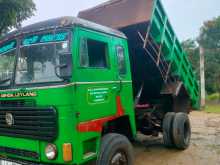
[150,0,200,109]
[0,27,135,165]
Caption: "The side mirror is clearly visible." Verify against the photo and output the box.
[55,52,72,80]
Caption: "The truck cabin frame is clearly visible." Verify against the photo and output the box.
[0,17,137,165]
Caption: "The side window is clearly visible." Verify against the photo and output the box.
[80,38,108,68]
[116,46,126,75]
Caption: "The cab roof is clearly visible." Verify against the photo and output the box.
[0,16,126,43]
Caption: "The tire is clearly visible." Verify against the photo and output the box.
[162,112,175,148]
[172,112,191,150]
[97,133,134,165]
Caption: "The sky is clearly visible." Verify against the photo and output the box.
[23,0,220,41]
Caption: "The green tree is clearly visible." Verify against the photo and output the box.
[0,0,36,35]
[182,39,200,76]
[198,16,220,94]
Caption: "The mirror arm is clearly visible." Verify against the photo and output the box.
[55,64,68,80]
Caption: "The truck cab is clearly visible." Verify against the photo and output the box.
[0,17,136,165]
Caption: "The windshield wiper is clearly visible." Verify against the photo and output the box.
[0,78,11,85]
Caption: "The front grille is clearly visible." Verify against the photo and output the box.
[0,107,57,141]
[0,100,36,107]
[0,146,39,159]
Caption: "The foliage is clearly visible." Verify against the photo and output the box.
[182,39,200,78]
[199,16,220,94]
[183,16,220,94]
[198,16,220,50]
[0,0,36,35]
[207,93,220,101]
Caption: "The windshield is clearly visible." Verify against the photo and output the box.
[15,31,70,84]
[0,40,17,86]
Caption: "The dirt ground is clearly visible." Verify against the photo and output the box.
[134,111,220,165]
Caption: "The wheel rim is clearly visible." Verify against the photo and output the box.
[110,150,128,165]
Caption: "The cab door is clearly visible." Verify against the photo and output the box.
[74,27,119,123]
[112,37,136,135]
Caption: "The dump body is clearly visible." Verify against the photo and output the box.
[79,0,200,109]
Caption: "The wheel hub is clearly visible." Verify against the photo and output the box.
[111,151,128,165]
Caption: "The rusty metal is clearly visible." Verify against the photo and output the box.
[156,44,162,66]
[165,63,172,82]
[78,0,154,29]
[160,81,183,96]
[143,24,151,48]
[137,31,166,82]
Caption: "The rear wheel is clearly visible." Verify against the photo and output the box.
[172,112,191,150]
[97,133,134,165]
[162,112,175,147]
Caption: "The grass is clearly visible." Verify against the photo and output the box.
[207,93,220,101]
[205,103,220,113]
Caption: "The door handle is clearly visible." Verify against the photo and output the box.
[111,86,118,91]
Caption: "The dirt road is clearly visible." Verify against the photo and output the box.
[134,111,220,165]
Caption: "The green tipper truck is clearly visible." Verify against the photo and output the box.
[0,0,199,164]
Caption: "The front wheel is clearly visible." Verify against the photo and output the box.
[97,133,134,165]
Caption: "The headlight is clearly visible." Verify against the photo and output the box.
[45,144,57,160]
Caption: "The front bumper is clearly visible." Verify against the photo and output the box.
[0,157,48,165]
